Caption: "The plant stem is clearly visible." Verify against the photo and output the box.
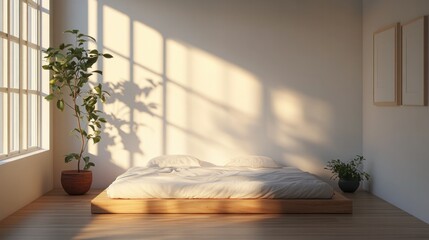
[73,96,85,172]
[73,57,85,172]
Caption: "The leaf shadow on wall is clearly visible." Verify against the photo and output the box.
[92,78,161,187]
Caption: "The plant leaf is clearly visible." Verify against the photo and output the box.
[84,162,95,170]
[94,84,101,94]
[93,136,101,144]
[64,29,79,34]
[57,99,64,111]
[64,153,79,163]
[45,94,54,101]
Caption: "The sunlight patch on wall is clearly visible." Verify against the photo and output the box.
[270,89,304,150]
[87,0,97,50]
[165,39,189,154]
[92,53,131,169]
[226,67,261,119]
[132,65,164,165]
[188,48,227,105]
[103,5,129,58]
[166,40,188,85]
[165,40,262,164]
[85,5,332,168]
[271,89,330,146]
[134,21,163,75]
[90,7,166,168]
[272,89,332,173]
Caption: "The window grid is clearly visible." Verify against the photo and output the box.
[0,0,44,159]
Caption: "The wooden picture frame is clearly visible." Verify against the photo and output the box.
[401,16,428,106]
[373,23,401,106]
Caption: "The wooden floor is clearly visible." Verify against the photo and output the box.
[0,189,428,240]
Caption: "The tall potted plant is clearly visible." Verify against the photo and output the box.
[43,29,113,195]
[325,155,370,193]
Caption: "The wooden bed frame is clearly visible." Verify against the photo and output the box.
[91,190,352,214]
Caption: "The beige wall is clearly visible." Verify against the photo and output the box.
[0,151,53,220]
[363,0,429,224]
[52,0,362,188]
[0,1,53,221]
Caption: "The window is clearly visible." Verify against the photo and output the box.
[0,0,50,159]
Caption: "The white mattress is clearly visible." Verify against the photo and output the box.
[106,166,334,199]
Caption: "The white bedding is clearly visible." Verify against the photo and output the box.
[106,166,334,199]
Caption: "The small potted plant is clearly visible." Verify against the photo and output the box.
[325,155,370,193]
[43,29,113,195]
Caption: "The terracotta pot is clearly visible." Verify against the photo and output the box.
[61,170,92,195]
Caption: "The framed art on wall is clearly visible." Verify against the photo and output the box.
[401,16,428,106]
[373,23,401,106]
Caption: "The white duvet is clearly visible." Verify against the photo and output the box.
[107,167,333,198]
[106,166,334,199]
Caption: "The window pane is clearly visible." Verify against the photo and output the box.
[1,0,49,158]
[22,45,27,89]
[0,38,6,88]
[0,0,7,33]
[10,42,19,88]
[41,10,49,48]
[41,51,49,92]
[0,92,6,155]
[10,0,19,37]
[28,6,38,44]
[22,92,27,150]
[10,93,19,152]
[28,94,37,147]
[22,2,28,41]
[42,0,49,11]
[29,47,37,90]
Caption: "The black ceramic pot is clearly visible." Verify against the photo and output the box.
[338,179,360,193]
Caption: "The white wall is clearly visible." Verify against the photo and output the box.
[52,0,362,188]
[363,0,429,224]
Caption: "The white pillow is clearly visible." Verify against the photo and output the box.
[225,155,281,168]
[147,155,202,168]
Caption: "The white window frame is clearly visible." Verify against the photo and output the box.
[0,0,49,160]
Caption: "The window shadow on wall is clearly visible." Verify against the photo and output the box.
[86,0,350,187]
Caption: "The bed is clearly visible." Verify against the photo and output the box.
[91,155,352,214]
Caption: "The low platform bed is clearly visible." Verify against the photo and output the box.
[91,190,352,214]
[92,155,352,214]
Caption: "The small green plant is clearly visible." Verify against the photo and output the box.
[325,155,370,181]
[43,29,113,172]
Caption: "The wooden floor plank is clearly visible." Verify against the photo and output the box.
[1,189,428,239]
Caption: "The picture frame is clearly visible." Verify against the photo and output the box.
[373,23,401,106]
[401,16,428,106]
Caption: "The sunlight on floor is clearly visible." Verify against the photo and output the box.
[76,214,274,239]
